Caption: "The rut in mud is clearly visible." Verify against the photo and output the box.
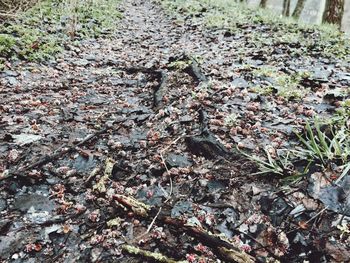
[1,0,350,262]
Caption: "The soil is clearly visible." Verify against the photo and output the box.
[1,0,350,262]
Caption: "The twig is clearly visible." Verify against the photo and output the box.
[306,206,327,224]
[0,12,17,18]
[132,207,163,242]
[159,134,184,202]
[160,134,184,153]
[146,207,162,233]
[153,70,168,108]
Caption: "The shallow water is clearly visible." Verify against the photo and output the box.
[245,0,350,35]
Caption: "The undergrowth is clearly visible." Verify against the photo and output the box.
[0,0,121,65]
[251,66,310,100]
[243,115,350,183]
[158,0,350,59]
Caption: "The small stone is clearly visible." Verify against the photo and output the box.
[7,77,18,86]
[199,179,208,187]
[166,153,192,168]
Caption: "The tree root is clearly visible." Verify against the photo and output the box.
[1,127,108,181]
[153,70,168,108]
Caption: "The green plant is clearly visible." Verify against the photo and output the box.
[250,85,274,96]
[333,99,350,124]
[240,148,295,176]
[252,66,277,78]
[277,85,308,100]
[0,0,122,63]
[0,34,16,56]
[295,119,350,166]
[224,113,239,127]
[252,67,308,100]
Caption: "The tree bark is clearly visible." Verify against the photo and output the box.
[322,0,345,27]
[292,0,306,18]
[260,0,267,8]
[282,0,291,17]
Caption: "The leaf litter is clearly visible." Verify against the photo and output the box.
[1,0,350,262]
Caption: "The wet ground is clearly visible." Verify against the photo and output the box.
[1,0,350,262]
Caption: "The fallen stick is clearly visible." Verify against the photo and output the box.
[113,194,254,263]
[162,216,254,263]
[122,244,187,263]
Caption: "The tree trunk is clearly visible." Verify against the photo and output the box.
[322,0,345,27]
[282,0,291,17]
[292,0,306,19]
[259,0,267,8]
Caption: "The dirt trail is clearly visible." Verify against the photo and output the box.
[1,0,350,262]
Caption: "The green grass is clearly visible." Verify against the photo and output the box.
[0,0,122,64]
[240,148,295,177]
[241,117,350,183]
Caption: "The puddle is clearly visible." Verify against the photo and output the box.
[244,0,350,35]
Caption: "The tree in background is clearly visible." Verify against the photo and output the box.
[259,0,267,8]
[322,0,345,27]
[282,0,291,16]
[292,0,306,19]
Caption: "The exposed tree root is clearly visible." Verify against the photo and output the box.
[153,70,168,108]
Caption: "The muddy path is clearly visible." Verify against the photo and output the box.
[1,0,350,262]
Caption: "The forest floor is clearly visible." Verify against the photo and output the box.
[1,0,350,262]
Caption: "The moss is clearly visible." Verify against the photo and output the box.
[0,59,5,70]
[93,158,114,193]
[106,217,123,228]
[168,59,191,70]
[251,66,309,100]
[122,244,187,263]
[224,113,239,127]
[250,85,274,96]
[0,34,16,57]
